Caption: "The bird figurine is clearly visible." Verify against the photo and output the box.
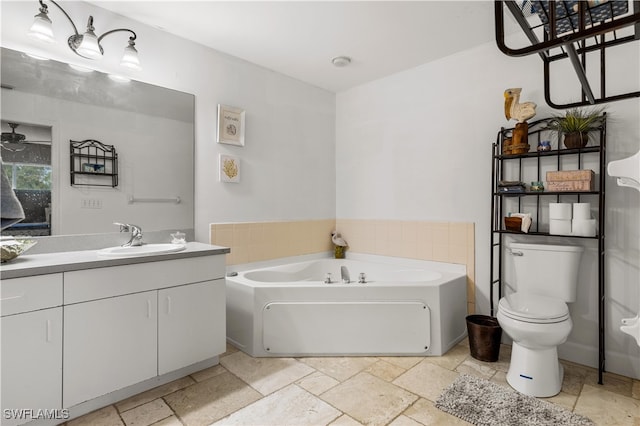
[331,231,348,259]
[331,231,348,247]
[504,88,537,123]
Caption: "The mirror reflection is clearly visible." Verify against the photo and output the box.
[0,47,195,237]
[1,121,53,236]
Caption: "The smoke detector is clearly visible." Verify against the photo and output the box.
[331,56,351,67]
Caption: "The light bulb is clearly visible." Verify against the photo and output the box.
[120,41,141,70]
[76,29,102,59]
[28,11,55,43]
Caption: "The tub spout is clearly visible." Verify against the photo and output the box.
[324,273,333,284]
[341,266,351,283]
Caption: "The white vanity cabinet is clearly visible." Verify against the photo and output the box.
[158,279,225,375]
[63,291,158,407]
[0,274,63,426]
[62,255,226,408]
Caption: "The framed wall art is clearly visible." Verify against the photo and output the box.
[216,104,245,146]
[219,154,240,183]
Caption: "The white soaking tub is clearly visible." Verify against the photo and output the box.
[225,253,468,357]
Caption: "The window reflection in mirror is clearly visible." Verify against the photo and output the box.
[1,121,52,236]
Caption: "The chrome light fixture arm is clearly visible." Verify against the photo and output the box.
[98,28,137,45]
[41,0,81,36]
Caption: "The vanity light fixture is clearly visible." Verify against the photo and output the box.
[27,0,141,71]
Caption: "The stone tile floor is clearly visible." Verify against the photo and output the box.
[66,341,640,426]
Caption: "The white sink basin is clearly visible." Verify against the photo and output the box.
[97,243,186,258]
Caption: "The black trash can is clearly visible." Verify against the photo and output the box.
[466,315,502,362]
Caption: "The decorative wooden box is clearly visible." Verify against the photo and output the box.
[546,169,594,191]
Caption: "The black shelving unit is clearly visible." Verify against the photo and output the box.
[490,115,607,384]
[70,139,118,187]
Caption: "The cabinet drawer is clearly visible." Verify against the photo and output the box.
[1,274,63,316]
[64,255,225,304]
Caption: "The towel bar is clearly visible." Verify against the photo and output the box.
[128,196,181,204]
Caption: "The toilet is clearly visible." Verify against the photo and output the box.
[497,242,584,397]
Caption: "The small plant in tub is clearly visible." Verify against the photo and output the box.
[548,107,606,149]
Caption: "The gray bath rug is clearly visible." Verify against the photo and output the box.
[435,374,594,426]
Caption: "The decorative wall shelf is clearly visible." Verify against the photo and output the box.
[70,140,118,187]
[490,115,607,383]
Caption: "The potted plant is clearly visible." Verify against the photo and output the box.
[548,107,606,149]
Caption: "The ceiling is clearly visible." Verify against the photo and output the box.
[90,1,500,93]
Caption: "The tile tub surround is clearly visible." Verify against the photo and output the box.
[67,342,640,426]
[210,220,335,265]
[210,219,476,313]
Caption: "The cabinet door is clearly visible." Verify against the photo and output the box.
[63,291,157,407]
[1,308,62,426]
[158,280,225,375]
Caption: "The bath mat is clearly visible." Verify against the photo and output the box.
[435,374,594,426]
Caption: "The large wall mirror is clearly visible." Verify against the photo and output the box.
[1,47,195,237]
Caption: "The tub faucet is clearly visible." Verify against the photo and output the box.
[324,273,333,284]
[341,266,350,284]
[114,222,143,247]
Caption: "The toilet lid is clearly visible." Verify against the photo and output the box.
[499,292,569,323]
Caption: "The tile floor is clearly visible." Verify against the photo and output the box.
[66,341,640,426]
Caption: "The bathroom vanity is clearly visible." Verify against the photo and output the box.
[0,242,229,426]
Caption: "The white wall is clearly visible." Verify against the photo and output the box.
[336,34,640,378]
[1,1,336,242]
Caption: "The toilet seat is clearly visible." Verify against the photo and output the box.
[499,292,569,324]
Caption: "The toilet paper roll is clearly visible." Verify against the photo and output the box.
[572,203,591,220]
[549,203,572,220]
[572,219,596,237]
[549,219,572,235]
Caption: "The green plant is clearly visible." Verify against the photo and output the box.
[548,107,606,134]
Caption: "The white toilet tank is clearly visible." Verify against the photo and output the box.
[509,242,584,302]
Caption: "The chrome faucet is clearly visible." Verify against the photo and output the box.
[114,222,143,247]
[341,266,350,284]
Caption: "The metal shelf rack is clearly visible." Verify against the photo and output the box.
[490,115,607,383]
[70,139,118,187]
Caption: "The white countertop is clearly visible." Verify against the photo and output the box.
[0,242,230,279]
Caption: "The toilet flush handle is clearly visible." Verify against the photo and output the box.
[508,248,524,256]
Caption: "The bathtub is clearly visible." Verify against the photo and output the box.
[225,253,468,357]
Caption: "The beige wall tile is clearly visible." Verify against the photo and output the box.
[432,222,450,246]
[233,223,250,247]
[449,222,468,247]
[449,244,467,265]
[432,244,449,263]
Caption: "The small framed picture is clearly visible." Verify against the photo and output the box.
[217,104,245,146]
[219,154,240,183]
